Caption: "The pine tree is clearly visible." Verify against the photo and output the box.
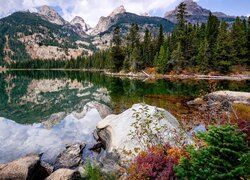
[206,12,220,66]
[125,24,140,71]
[175,125,250,179]
[143,29,153,67]
[216,21,233,72]
[130,47,141,72]
[196,38,209,71]
[155,45,170,74]
[247,17,250,65]
[231,17,248,65]
[110,26,124,72]
[171,42,184,72]
[156,24,164,53]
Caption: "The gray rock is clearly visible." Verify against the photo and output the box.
[96,104,191,161]
[0,154,49,180]
[41,161,54,175]
[93,129,100,141]
[38,5,66,25]
[89,142,103,153]
[54,143,86,170]
[45,169,81,180]
[189,91,250,111]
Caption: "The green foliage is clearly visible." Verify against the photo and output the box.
[154,44,170,74]
[175,125,250,180]
[83,163,116,180]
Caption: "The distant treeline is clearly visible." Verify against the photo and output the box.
[8,2,250,74]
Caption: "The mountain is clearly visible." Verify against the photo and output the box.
[70,16,91,32]
[38,5,67,25]
[90,5,175,49]
[165,0,236,24]
[0,11,95,65]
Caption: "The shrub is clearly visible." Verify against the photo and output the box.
[174,125,250,180]
[83,163,116,180]
[128,144,184,180]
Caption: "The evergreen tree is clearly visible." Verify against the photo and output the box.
[206,12,220,66]
[110,26,124,72]
[143,29,153,67]
[124,24,140,71]
[216,21,233,72]
[196,38,209,71]
[156,24,164,53]
[231,17,248,65]
[171,42,184,72]
[247,17,250,65]
[175,125,250,180]
[130,47,142,72]
[154,45,170,74]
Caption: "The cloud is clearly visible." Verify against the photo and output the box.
[0,0,181,27]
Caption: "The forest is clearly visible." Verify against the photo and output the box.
[8,2,250,74]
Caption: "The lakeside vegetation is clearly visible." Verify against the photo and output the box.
[8,2,250,75]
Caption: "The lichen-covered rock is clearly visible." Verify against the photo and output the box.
[45,169,80,180]
[0,154,48,180]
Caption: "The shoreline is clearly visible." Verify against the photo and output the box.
[104,71,250,81]
[2,68,250,81]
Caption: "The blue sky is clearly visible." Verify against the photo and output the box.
[151,0,250,17]
[198,0,250,17]
[0,0,249,27]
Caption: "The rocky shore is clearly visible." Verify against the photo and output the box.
[104,71,250,81]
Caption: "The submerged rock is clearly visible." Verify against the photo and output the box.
[95,103,191,161]
[54,143,86,170]
[72,101,112,119]
[45,169,81,180]
[188,91,250,111]
[0,154,49,180]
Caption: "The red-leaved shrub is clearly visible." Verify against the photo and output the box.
[127,144,183,180]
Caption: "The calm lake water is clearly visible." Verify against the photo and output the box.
[1,70,250,124]
[0,70,250,163]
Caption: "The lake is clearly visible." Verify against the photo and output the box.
[0,70,249,163]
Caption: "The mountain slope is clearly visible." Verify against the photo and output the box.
[0,11,94,65]
[165,0,236,24]
[91,6,175,50]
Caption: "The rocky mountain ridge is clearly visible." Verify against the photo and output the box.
[165,0,236,24]
[38,5,67,25]
[70,16,91,32]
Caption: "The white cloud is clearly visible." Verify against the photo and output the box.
[0,0,181,27]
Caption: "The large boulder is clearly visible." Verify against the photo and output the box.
[203,91,250,104]
[45,169,80,180]
[188,91,250,111]
[0,154,49,180]
[95,103,190,161]
[54,143,86,170]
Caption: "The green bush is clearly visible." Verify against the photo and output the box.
[83,163,116,180]
[174,125,250,180]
